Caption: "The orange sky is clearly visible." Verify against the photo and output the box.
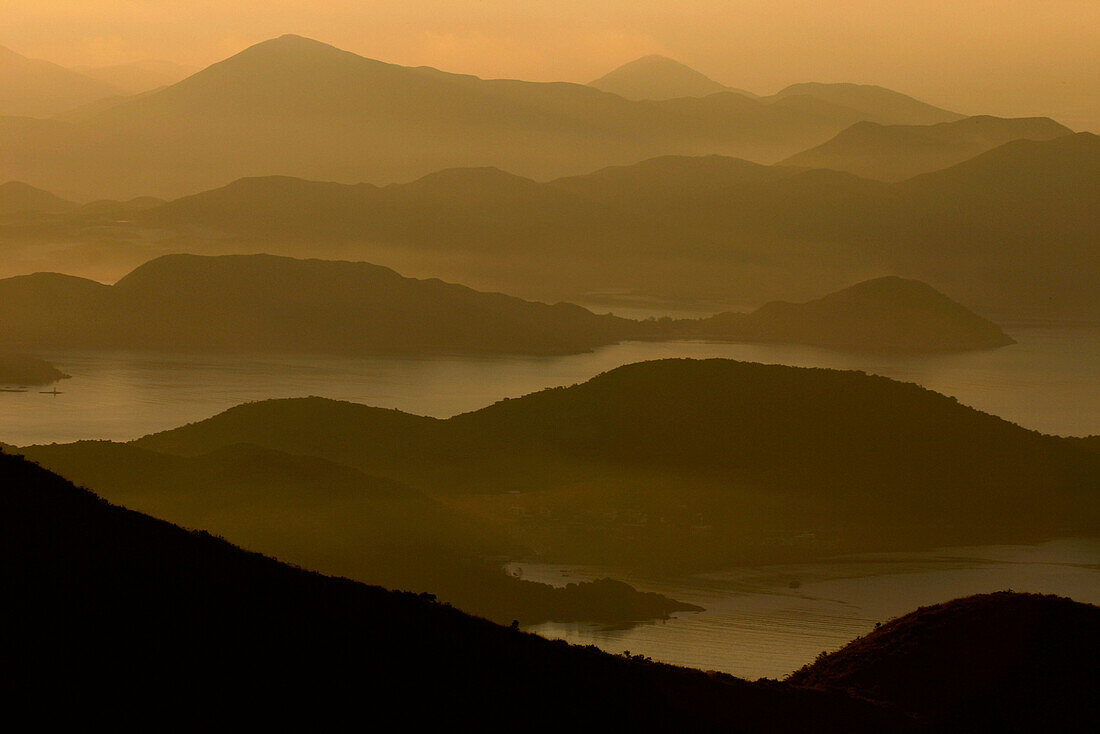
[6,0,1098,130]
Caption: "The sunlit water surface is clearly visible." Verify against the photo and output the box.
[513,538,1100,680]
[1,327,1096,445]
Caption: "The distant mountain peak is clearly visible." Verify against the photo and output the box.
[590,54,749,100]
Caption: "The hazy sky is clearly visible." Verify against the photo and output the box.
[6,0,1098,130]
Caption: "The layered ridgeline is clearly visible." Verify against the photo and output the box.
[15,439,697,626]
[1,35,967,200]
[69,60,194,94]
[0,44,124,117]
[0,354,69,386]
[26,360,1099,576]
[589,57,963,128]
[783,115,1073,181]
[1,449,909,731]
[790,593,1100,732]
[15,132,1089,321]
[0,254,1011,355]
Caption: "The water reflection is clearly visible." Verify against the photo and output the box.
[0,327,1097,445]
[515,538,1100,680]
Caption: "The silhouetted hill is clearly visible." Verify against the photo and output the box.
[0,448,909,730]
[789,592,1100,732]
[0,253,633,355]
[783,116,1072,180]
[0,181,74,215]
[0,253,1011,354]
[0,44,123,117]
[685,277,1014,351]
[769,83,962,126]
[0,34,950,200]
[0,353,69,385]
[18,439,697,625]
[590,55,754,100]
[119,360,1098,571]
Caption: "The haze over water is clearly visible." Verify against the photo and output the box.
[2,326,1096,446]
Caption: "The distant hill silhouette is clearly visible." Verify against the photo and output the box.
[0,253,1011,354]
[81,359,1098,573]
[682,277,1014,352]
[18,439,697,625]
[0,253,633,356]
[590,55,755,100]
[70,59,194,94]
[0,180,74,216]
[790,592,1100,732]
[2,448,910,730]
[0,44,124,117]
[0,34,966,200]
[783,116,1072,180]
[768,83,963,126]
[0,353,69,385]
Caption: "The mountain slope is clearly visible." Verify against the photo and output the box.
[1,448,910,730]
[789,592,1100,732]
[783,116,1072,180]
[16,439,695,625]
[0,180,75,215]
[590,55,754,100]
[0,44,123,117]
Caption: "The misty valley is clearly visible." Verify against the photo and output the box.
[2,13,1098,732]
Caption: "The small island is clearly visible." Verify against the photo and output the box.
[0,354,69,386]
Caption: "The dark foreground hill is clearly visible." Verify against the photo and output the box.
[30,360,1095,574]
[0,254,1011,355]
[17,439,697,626]
[790,592,1100,732]
[1,448,909,731]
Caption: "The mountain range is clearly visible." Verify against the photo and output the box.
[9,132,1085,321]
[589,57,964,129]
[0,35,993,200]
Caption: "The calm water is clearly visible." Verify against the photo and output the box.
[514,538,1100,680]
[1,327,1096,445]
